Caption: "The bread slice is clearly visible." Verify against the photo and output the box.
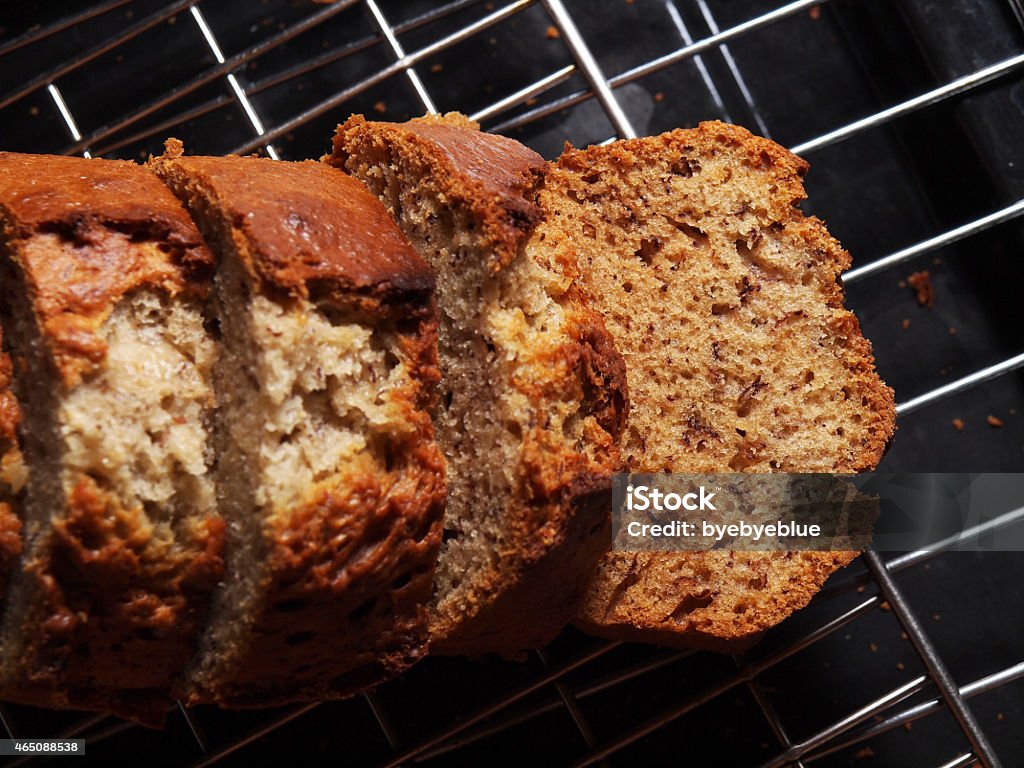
[0,332,24,614]
[0,152,224,723]
[332,114,628,655]
[151,145,446,706]
[528,122,895,649]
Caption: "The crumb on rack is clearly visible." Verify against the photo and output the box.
[373,101,387,114]
[896,661,905,671]
[855,747,875,760]
[809,6,821,19]
[987,414,1005,428]
[654,92,665,102]
[546,25,561,39]
[869,642,878,653]
[907,270,934,308]
[901,318,910,330]
[903,721,912,731]
[952,418,965,431]
[431,63,444,73]
[879,600,891,611]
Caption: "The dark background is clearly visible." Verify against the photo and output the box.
[0,0,1022,765]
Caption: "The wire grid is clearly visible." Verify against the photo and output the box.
[1,0,1023,765]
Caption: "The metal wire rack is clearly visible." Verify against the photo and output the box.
[1,0,1023,765]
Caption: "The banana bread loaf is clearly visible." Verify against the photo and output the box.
[332,114,627,655]
[0,151,224,723]
[151,144,446,706]
[536,122,896,649]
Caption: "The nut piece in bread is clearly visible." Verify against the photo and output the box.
[533,122,896,649]
[0,151,224,723]
[151,145,446,706]
[332,113,628,655]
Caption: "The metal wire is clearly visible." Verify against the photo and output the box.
[1,1,1022,766]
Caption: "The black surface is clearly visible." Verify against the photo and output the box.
[0,1,1023,766]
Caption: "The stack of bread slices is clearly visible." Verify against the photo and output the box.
[0,114,894,723]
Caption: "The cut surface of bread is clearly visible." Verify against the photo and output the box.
[151,146,446,706]
[332,114,628,655]
[0,152,223,723]
[531,122,896,649]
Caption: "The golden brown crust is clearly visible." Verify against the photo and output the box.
[332,114,548,274]
[560,122,895,649]
[150,146,434,316]
[332,115,628,655]
[199,440,445,706]
[0,152,213,387]
[7,476,224,722]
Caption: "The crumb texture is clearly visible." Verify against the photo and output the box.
[542,122,895,648]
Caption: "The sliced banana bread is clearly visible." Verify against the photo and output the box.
[151,145,446,706]
[332,114,627,655]
[0,152,224,722]
[532,122,895,649]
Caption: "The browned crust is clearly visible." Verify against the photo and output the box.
[565,122,895,649]
[0,152,213,387]
[331,113,548,274]
[332,115,628,655]
[151,149,446,705]
[149,144,434,317]
[192,438,445,707]
[0,153,223,724]
[7,477,224,723]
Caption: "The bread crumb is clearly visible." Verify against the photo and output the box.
[901,318,910,330]
[932,613,941,621]
[897,279,907,289]
[654,92,665,103]
[431,63,444,74]
[373,101,387,114]
[896,661,905,671]
[855,746,875,759]
[857,584,866,594]
[903,721,913,731]
[907,270,934,308]
[997,712,1004,721]
[29,106,39,116]
[987,415,1004,428]
[933,257,942,265]
[879,600,891,611]
[901,631,909,640]
[869,642,878,652]
[809,6,821,19]
[948,326,956,335]
[952,418,964,431]
[546,25,561,39]
[526,97,537,106]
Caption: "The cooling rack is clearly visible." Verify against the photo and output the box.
[1,1,1023,765]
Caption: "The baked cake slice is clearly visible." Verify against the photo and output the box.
[0,152,224,722]
[534,122,896,649]
[151,145,446,706]
[332,114,628,655]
